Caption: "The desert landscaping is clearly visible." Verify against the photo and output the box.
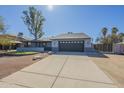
[88,53,124,87]
[0,53,48,79]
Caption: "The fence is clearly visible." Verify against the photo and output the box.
[113,43,124,54]
[94,44,113,52]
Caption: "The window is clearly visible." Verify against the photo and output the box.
[77,41,80,43]
[74,41,77,43]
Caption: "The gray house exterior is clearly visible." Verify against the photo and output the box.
[51,32,91,52]
[18,32,92,52]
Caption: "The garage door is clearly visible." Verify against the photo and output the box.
[59,41,84,52]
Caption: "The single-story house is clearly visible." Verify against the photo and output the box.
[51,32,91,52]
[19,32,92,52]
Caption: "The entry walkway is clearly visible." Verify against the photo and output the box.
[0,52,117,88]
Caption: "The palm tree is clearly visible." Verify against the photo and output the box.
[98,27,108,44]
[106,34,112,44]
[111,27,119,43]
[112,27,119,34]
[101,27,108,38]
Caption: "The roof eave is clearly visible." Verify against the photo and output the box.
[51,37,91,40]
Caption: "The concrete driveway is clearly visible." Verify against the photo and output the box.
[0,52,117,88]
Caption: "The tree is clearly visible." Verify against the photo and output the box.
[101,27,108,38]
[98,27,108,44]
[17,32,23,38]
[0,37,13,50]
[96,27,120,44]
[112,27,119,34]
[95,37,100,43]
[0,16,5,34]
[106,34,112,44]
[118,33,124,42]
[111,27,119,43]
[96,27,124,45]
[22,7,45,40]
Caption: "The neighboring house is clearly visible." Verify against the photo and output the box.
[0,34,24,50]
[19,32,92,52]
[0,34,25,41]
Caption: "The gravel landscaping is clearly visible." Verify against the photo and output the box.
[0,53,49,79]
[88,53,124,87]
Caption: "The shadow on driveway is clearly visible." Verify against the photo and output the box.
[86,52,109,58]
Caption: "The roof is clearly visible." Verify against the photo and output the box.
[23,37,52,42]
[51,32,91,40]
[0,34,16,38]
[22,32,91,42]
[0,34,26,41]
[38,37,52,41]
[10,40,22,44]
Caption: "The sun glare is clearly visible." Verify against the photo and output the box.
[48,5,54,11]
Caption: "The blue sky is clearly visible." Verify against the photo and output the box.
[0,5,124,42]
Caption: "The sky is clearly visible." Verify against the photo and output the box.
[0,5,124,42]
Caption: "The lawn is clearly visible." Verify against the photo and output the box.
[8,51,38,55]
[0,50,39,56]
